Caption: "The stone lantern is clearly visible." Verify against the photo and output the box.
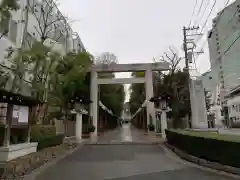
[69,97,89,142]
[150,93,172,140]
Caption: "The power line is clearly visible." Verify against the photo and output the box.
[196,0,231,44]
[184,0,231,75]
[196,0,205,19]
[189,0,199,27]
[194,0,211,26]
[194,0,233,63]
[195,0,217,43]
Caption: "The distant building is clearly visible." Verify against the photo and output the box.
[227,85,240,127]
[95,52,118,64]
[204,0,240,127]
[208,0,240,98]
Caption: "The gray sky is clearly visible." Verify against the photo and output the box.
[58,0,233,102]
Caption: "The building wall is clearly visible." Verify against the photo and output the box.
[208,0,240,93]
[0,0,85,95]
[227,91,240,127]
[0,0,85,65]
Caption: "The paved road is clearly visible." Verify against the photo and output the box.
[35,124,238,180]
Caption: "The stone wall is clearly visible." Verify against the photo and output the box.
[0,144,75,179]
[65,120,76,137]
[55,119,64,135]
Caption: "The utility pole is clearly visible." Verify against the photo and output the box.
[183,26,200,72]
[182,26,201,128]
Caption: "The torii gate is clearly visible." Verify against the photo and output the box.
[89,62,170,137]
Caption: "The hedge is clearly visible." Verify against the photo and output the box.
[31,125,56,140]
[165,129,240,168]
[36,134,64,150]
[30,125,63,150]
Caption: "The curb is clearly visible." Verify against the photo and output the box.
[23,140,88,180]
[164,143,240,176]
[85,142,162,145]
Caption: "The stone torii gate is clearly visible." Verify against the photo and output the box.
[89,62,169,137]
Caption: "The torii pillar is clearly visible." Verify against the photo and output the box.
[145,66,156,128]
[90,70,98,137]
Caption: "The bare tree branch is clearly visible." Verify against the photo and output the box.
[158,46,181,74]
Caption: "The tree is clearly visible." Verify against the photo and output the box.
[154,46,181,75]
[95,53,125,116]
[99,74,125,116]
[27,0,70,44]
[129,72,145,115]
[0,0,19,39]
[48,51,92,116]
[0,0,19,21]
[129,69,190,128]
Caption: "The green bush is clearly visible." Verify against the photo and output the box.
[165,129,240,168]
[31,125,61,150]
[31,125,56,140]
[148,124,155,132]
[88,124,95,133]
[36,135,64,150]
[82,124,95,133]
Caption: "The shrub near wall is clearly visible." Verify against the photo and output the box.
[165,129,240,168]
[31,125,63,150]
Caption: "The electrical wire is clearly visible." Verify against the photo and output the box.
[195,0,217,43]
[195,0,205,21]
[189,0,199,27]
[195,0,211,26]
[193,0,233,66]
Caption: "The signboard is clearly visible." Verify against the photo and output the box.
[13,105,19,118]
[12,105,29,123]
[18,106,29,123]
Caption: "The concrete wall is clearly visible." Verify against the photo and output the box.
[208,1,240,91]
[227,94,240,121]
[55,119,64,135]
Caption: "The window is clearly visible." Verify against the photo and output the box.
[9,20,17,43]
[0,17,10,36]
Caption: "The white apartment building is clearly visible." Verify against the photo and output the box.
[0,0,85,95]
[0,0,85,67]
[203,0,240,127]
[208,0,240,96]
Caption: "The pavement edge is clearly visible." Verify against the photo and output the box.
[23,140,88,180]
[162,142,240,177]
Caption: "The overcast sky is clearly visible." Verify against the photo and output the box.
[58,0,233,102]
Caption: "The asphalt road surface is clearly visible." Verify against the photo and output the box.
[35,124,238,180]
